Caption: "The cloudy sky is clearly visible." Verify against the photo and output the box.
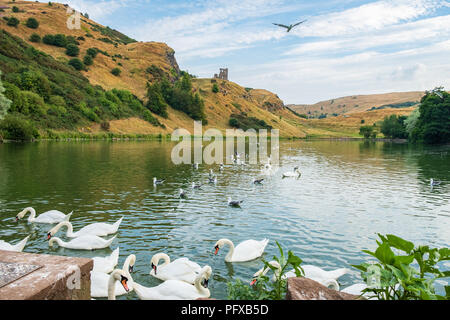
[62,0,450,104]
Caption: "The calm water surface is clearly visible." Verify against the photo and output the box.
[0,140,449,299]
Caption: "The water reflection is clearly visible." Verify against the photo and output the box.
[0,140,449,299]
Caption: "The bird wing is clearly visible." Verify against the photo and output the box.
[273,23,289,29]
[292,20,307,27]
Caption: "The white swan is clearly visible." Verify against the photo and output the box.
[47,217,123,238]
[16,207,73,224]
[251,260,343,290]
[149,252,202,284]
[48,235,116,250]
[341,283,368,295]
[214,238,269,262]
[133,265,212,300]
[282,167,301,178]
[107,269,131,300]
[0,235,30,252]
[91,254,135,298]
[92,247,120,273]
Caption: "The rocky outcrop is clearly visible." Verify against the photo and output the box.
[286,277,363,300]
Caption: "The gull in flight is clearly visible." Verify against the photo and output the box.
[273,20,307,32]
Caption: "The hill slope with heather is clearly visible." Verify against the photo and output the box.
[0,0,309,138]
[0,0,432,139]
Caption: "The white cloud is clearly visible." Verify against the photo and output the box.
[290,0,446,37]
[61,0,129,20]
[233,40,450,103]
[284,15,450,56]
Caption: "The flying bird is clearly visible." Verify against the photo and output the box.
[273,20,307,32]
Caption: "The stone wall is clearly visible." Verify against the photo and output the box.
[0,250,93,300]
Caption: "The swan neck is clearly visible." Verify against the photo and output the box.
[56,221,73,236]
[159,253,170,267]
[108,273,118,300]
[27,208,36,222]
[49,237,63,247]
[123,255,136,278]
[224,239,234,262]
[194,272,210,297]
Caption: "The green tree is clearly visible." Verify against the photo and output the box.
[7,17,20,27]
[53,34,67,47]
[178,73,192,91]
[0,71,12,120]
[404,108,420,138]
[0,115,39,141]
[359,125,375,139]
[86,48,98,58]
[83,55,93,66]
[29,33,41,43]
[411,88,450,144]
[25,17,39,29]
[212,83,219,93]
[111,68,121,76]
[380,115,407,139]
[42,34,55,45]
[12,6,19,13]
[68,58,83,70]
[65,44,80,57]
[145,83,168,118]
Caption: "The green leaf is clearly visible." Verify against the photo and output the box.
[386,234,414,253]
[351,264,368,272]
[375,242,395,265]
[438,248,450,261]
[445,286,450,298]
[287,251,303,266]
[362,249,377,258]
[393,255,414,268]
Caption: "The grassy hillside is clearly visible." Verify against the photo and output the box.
[288,91,424,118]
[0,0,312,138]
[0,0,432,140]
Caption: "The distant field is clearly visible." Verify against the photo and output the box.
[288,91,424,118]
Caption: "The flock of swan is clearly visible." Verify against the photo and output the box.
[1,156,372,300]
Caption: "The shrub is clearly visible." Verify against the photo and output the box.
[229,117,238,127]
[65,44,80,57]
[25,17,39,29]
[410,87,450,144]
[111,68,121,76]
[53,34,67,47]
[7,17,19,27]
[212,83,219,93]
[29,33,41,43]
[0,71,12,120]
[100,121,110,131]
[228,113,272,131]
[359,125,375,139]
[380,115,407,139]
[352,234,449,300]
[42,34,55,45]
[227,242,303,300]
[68,58,83,70]
[143,110,162,127]
[0,114,39,141]
[83,55,93,66]
[361,119,365,124]
[12,6,19,13]
[145,83,168,118]
[86,48,98,58]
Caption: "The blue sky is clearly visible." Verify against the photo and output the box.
[62,0,450,104]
